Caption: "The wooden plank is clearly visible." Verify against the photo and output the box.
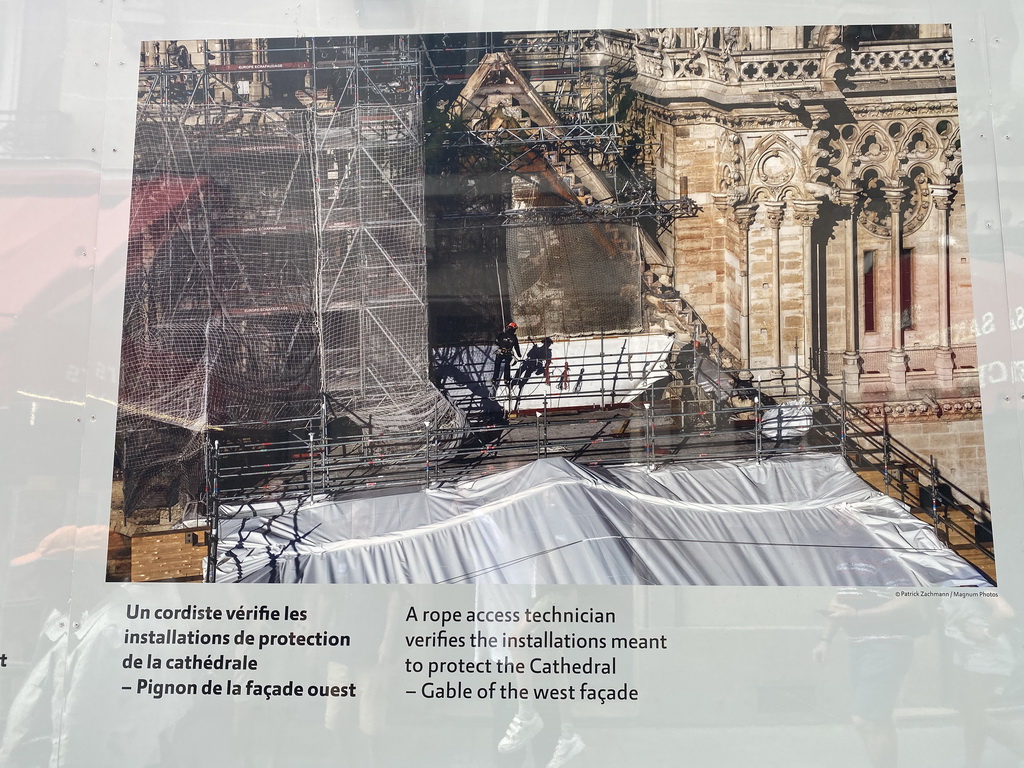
[130,530,208,582]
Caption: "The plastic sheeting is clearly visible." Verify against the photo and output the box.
[212,454,989,586]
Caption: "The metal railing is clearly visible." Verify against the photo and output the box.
[815,377,995,582]
[203,364,832,514]
[202,363,995,583]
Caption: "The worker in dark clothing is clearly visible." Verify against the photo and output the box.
[513,337,554,389]
[492,322,522,387]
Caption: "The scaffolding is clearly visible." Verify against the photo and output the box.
[121,37,462,518]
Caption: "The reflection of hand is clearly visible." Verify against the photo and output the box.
[963,622,992,642]
[812,639,829,664]
[827,603,857,621]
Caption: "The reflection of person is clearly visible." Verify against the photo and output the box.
[492,322,521,387]
[942,594,1024,767]
[0,526,190,766]
[513,338,553,389]
[814,591,923,768]
[813,528,923,768]
[496,589,585,768]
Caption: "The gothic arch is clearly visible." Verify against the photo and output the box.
[941,125,963,180]
[747,134,805,202]
[856,167,893,237]
[901,163,934,235]
[848,124,897,184]
[901,121,940,162]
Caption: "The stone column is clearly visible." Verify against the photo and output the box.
[932,185,955,386]
[883,186,907,388]
[838,188,861,390]
[734,203,758,367]
[791,199,820,371]
[762,201,786,369]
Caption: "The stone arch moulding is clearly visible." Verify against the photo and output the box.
[856,167,895,237]
[901,120,942,166]
[846,123,897,184]
[747,134,805,203]
[900,163,933,236]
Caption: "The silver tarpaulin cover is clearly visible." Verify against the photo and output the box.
[212,454,988,586]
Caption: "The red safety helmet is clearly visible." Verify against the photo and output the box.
[507,322,518,329]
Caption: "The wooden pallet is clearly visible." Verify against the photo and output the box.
[130,529,208,582]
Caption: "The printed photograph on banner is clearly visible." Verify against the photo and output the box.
[108,26,996,586]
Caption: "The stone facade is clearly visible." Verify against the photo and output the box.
[585,25,986,500]
[628,27,970,374]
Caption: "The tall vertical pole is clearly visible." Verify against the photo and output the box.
[308,432,316,498]
[792,199,820,374]
[205,437,220,583]
[542,395,548,457]
[839,188,862,391]
[648,386,656,467]
[762,201,786,370]
[840,373,848,458]
[932,185,955,385]
[424,422,432,487]
[884,186,908,388]
[882,411,891,495]
[321,393,329,491]
[311,38,317,110]
[734,204,758,367]
[754,377,763,463]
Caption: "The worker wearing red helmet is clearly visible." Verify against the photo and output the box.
[492,321,522,387]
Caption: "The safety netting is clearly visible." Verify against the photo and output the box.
[506,220,643,338]
[120,54,462,516]
[211,454,990,586]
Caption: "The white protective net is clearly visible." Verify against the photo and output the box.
[120,45,462,516]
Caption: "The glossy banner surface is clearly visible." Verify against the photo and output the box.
[2,3,1024,767]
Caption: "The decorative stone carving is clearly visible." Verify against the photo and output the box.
[762,201,785,229]
[733,203,758,231]
[809,25,843,48]
[850,101,959,120]
[901,170,933,235]
[849,45,954,75]
[931,184,954,211]
[837,188,860,210]
[791,199,820,227]
[862,397,981,422]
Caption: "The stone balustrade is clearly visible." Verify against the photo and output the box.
[848,42,954,77]
[733,51,824,83]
